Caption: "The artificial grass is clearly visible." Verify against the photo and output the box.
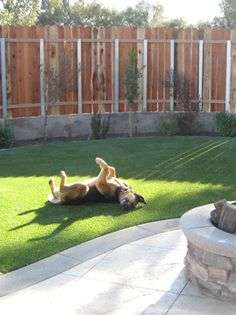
[1,136,236,273]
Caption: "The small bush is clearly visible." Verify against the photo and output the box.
[0,119,14,148]
[159,117,178,136]
[216,112,236,137]
[176,112,197,135]
[90,113,110,139]
[125,48,142,110]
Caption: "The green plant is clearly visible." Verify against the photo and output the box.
[0,119,14,148]
[176,112,197,135]
[125,48,142,110]
[216,112,236,137]
[90,112,110,139]
[125,48,143,137]
[159,117,178,136]
[163,72,198,111]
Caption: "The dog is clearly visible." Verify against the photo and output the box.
[48,157,146,210]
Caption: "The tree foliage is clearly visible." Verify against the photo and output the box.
[219,0,236,26]
[0,0,39,26]
[0,0,165,27]
[163,17,187,28]
[39,0,164,27]
[0,0,231,29]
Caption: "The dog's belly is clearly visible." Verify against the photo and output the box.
[67,185,118,205]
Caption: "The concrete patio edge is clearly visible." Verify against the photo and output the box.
[0,218,179,297]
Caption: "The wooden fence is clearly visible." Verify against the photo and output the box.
[0,26,236,118]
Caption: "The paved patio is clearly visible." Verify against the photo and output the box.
[1,220,236,314]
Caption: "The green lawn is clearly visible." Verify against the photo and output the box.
[1,136,236,273]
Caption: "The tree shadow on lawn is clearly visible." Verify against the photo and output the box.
[1,137,236,191]
[9,201,142,242]
[9,181,236,243]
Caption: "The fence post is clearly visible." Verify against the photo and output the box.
[143,39,148,111]
[225,40,232,112]
[198,40,204,111]
[170,39,175,111]
[39,39,45,116]
[77,39,82,114]
[114,38,119,112]
[1,38,8,118]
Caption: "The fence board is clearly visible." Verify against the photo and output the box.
[0,26,236,118]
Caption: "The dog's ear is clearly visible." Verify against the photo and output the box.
[135,194,146,204]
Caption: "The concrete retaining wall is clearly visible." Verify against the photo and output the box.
[10,112,218,141]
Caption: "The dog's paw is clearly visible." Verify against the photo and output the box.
[60,170,66,178]
[95,157,105,165]
[95,158,109,169]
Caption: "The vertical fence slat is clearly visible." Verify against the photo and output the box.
[198,40,204,111]
[39,38,45,116]
[77,39,82,114]
[1,38,8,118]
[114,38,119,112]
[170,39,175,111]
[225,40,232,112]
[143,39,148,111]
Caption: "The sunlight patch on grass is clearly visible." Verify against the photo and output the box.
[0,136,236,272]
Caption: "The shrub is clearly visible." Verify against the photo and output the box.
[176,112,197,135]
[216,112,236,137]
[90,113,110,139]
[159,117,178,136]
[125,48,143,137]
[163,72,198,111]
[124,48,143,110]
[0,119,14,148]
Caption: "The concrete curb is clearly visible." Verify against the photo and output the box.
[0,218,179,297]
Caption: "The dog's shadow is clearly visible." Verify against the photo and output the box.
[10,202,141,242]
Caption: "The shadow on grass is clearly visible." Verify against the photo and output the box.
[9,179,236,243]
[10,201,142,242]
[2,180,236,273]
[1,137,236,185]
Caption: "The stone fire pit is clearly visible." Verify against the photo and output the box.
[181,202,236,301]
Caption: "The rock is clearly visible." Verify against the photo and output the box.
[211,200,236,234]
[197,278,222,297]
[186,253,208,282]
[188,243,233,271]
[208,267,229,282]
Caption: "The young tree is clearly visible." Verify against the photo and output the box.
[125,48,143,137]
[42,56,76,141]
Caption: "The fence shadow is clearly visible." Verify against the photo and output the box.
[1,137,236,189]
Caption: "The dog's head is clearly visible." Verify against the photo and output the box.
[117,186,146,211]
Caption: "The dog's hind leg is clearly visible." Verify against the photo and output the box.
[95,158,110,185]
[96,158,117,178]
[60,183,89,202]
[49,177,58,199]
[108,166,117,178]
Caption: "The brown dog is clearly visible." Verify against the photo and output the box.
[48,157,146,210]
